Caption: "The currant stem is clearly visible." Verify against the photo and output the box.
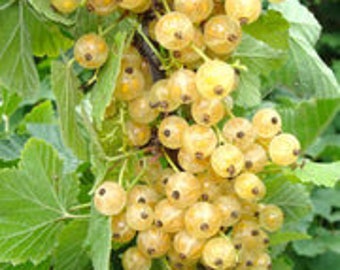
[105,149,146,162]
[118,159,128,187]
[128,158,147,189]
[230,59,248,72]
[161,0,171,13]
[161,148,180,173]
[213,125,226,145]
[69,203,91,212]
[191,44,211,62]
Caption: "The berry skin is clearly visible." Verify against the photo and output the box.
[174,0,214,23]
[204,15,242,55]
[155,12,195,51]
[128,93,159,124]
[166,172,202,209]
[210,144,244,178]
[126,203,154,231]
[196,60,236,100]
[244,143,268,173]
[118,0,149,10]
[137,228,171,258]
[126,120,151,147]
[234,173,266,201]
[269,133,301,166]
[259,204,284,232]
[115,66,145,101]
[214,195,241,228]
[122,247,151,270]
[222,117,256,151]
[168,69,199,104]
[87,0,118,16]
[173,230,206,261]
[129,0,151,13]
[191,98,225,127]
[111,212,136,244]
[197,174,222,202]
[224,0,262,25]
[74,33,109,69]
[202,237,237,269]
[173,28,206,65]
[149,79,180,112]
[158,116,189,149]
[51,0,80,13]
[177,148,210,174]
[127,184,160,207]
[182,124,217,160]
[185,202,222,239]
[154,199,185,233]
[94,181,127,216]
[252,108,282,139]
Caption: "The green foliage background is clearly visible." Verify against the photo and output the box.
[0,0,339,269]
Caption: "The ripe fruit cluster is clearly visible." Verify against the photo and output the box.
[54,0,298,269]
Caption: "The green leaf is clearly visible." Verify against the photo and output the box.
[232,70,261,108]
[270,231,310,246]
[27,124,79,174]
[263,175,312,224]
[304,251,340,270]
[0,89,22,117]
[293,228,340,257]
[0,259,51,270]
[293,161,340,187]
[0,2,39,98]
[0,138,80,264]
[26,7,73,57]
[85,206,111,270]
[243,10,290,50]
[233,34,287,75]
[28,0,74,26]
[312,187,340,222]
[272,256,293,270]
[307,134,340,161]
[0,135,29,161]
[54,220,91,270]
[24,100,56,124]
[91,32,127,127]
[270,0,321,46]
[278,98,340,150]
[52,60,89,161]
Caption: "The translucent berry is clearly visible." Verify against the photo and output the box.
[191,98,225,126]
[94,181,127,216]
[137,228,171,258]
[126,203,154,231]
[269,133,301,166]
[154,199,184,233]
[122,247,152,270]
[115,66,145,101]
[185,202,222,239]
[130,0,151,13]
[127,185,160,207]
[204,15,242,55]
[128,93,159,124]
[168,69,199,104]
[222,117,256,151]
[210,144,244,178]
[197,174,222,202]
[155,12,195,51]
[174,0,214,23]
[122,46,143,68]
[51,0,80,13]
[224,0,262,25]
[149,79,180,112]
[153,168,175,195]
[111,212,136,244]
[126,120,151,147]
[158,116,189,149]
[259,204,284,232]
[196,60,236,100]
[214,195,241,228]
[244,143,268,173]
[202,237,237,269]
[118,0,149,10]
[234,173,266,201]
[166,172,202,209]
[74,33,109,69]
[173,28,206,64]
[87,0,118,16]
[173,230,206,261]
[252,108,282,139]
[182,124,217,160]
[177,148,210,174]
